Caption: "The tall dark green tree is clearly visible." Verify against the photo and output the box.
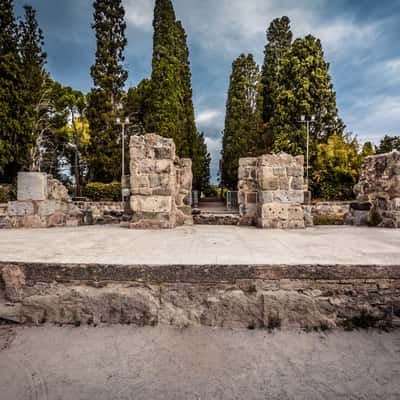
[87,0,128,182]
[221,54,261,189]
[19,4,49,171]
[259,16,292,150]
[142,1,210,190]
[270,35,344,155]
[146,0,185,153]
[0,0,31,180]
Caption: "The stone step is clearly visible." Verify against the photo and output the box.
[193,212,241,225]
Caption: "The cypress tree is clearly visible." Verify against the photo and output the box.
[270,35,344,156]
[0,0,31,180]
[145,1,210,190]
[87,0,128,182]
[19,5,49,171]
[146,0,185,153]
[221,54,261,189]
[259,16,292,150]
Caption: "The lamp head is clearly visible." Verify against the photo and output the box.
[301,115,306,122]
[311,115,316,122]
[125,117,130,124]
[116,117,121,124]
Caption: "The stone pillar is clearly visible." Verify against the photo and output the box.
[238,153,305,229]
[238,158,258,225]
[129,134,193,229]
[257,154,305,229]
[347,151,400,228]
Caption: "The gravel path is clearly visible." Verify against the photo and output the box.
[1,326,400,400]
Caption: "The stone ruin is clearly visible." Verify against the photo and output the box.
[239,153,305,228]
[2,172,82,229]
[129,134,193,229]
[346,150,400,228]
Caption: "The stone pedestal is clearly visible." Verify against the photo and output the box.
[129,134,193,229]
[17,172,48,201]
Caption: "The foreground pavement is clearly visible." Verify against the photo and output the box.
[0,225,399,265]
[0,325,399,400]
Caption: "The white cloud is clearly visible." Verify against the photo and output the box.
[124,0,153,31]
[196,109,224,127]
[343,95,400,143]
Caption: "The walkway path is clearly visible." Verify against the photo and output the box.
[1,326,399,400]
[0,225,399,265]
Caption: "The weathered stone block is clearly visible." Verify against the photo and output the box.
[273,190,304,203]
[8,201,34,217]
[17,172,48,201]
[37,200,59,217]
[131,195,172,214]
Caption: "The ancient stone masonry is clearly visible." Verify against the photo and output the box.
[346,151,400,228]
[1,172,82,229]
[239,153,305,228]
[129,134,193,229]
[1,262,399,330]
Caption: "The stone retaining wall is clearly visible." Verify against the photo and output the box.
[347,151,400,228]
[129,134,193,228]
[304,202,351,226]
[0,173,82,229]
[0,262,398,330]
[74,201,125,225]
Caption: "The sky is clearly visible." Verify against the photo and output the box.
[14,0,400,183]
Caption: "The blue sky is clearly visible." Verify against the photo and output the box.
[14,0,400,182]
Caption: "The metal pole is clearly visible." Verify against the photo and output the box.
[121,123,125,201]
[306,120,310,188]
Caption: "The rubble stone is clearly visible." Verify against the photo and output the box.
[347,151,400,228]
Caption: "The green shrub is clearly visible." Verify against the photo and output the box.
[0,184,16,202]
[82,182,122,201]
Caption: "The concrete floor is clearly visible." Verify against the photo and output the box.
[0,225,399,265]
[1,326,399,400]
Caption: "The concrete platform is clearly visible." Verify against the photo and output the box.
[0,225,399,265]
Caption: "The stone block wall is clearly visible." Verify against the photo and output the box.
[129,134,193,229]
[239,153,305,228]
[347,151,400,228]
[1,262,399,330]
[74,201,125,225]
[1,173,82,229]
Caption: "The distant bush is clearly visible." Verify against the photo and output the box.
[82,182,121,201]
[203,185,222,198]
[0,184,16,203]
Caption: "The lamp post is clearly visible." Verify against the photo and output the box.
[299,114,316,188]
[116,116,131,201]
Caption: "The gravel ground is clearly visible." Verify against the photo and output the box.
[1,325,400,400]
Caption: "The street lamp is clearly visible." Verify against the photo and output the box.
[116,116,131,201]
[299,115,316,188]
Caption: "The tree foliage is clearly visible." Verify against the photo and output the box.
[221,54,261,189]
[133,0,210,190]
[377,135,400,153]
[259,16,292,150]
[312,133,361,200]
[0,1,33,180]
[87,0,128,182]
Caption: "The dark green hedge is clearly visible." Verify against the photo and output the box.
[82,182,122,201]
